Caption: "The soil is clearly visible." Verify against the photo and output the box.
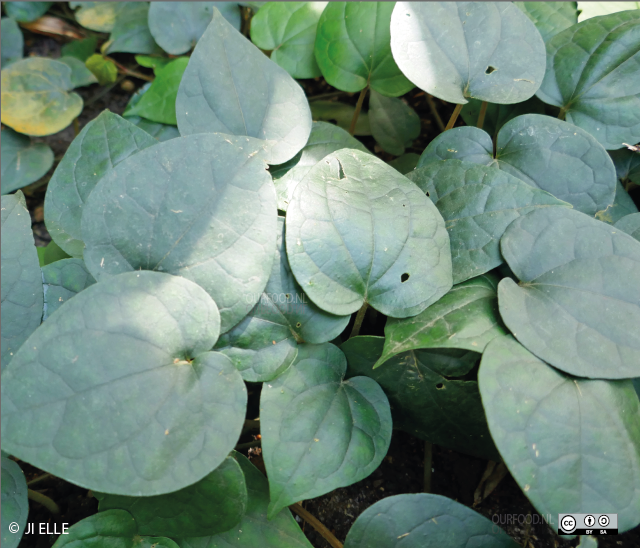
[11,27,640,548]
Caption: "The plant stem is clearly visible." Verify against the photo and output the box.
[348,86,369,136]
[423,442,433,493]
[73,118,80,137]
[236,440,261,451]
[445,103,463,131]
[557,107,566,120]
[290,503,343,548]
[27,473,51,487]
[426,94,445,132]
[349,303,368,338]
[104,56,154,82]
[476,101,488,130]
[308,90,349,102]
[28,489,60,514]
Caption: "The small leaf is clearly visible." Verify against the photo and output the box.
[105,2,161,55]
[1,17,23,67]
[61,36,98,62]
[1,128,54,194]
[479,335,640,533]
[70,2,124,32]
[309,100,371,135]
[85,54,118,86]
[615,212,640,241]
[40,240,71,266]
[388,153,420,175]
[1,457,28,548]
[611,147,640,185]
[515,1,578,42]
[42,258,96,321]
[369,90,420,156]
[4,2,52,23]
[261,343,392,518]
[123,83,181,142]
[135,55,172,74]
[460,97,545,138]
[58,55,98,88]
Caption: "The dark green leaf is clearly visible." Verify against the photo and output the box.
[70,2,124,32]
[1,128,54,194]
[390,2,546,104]
[615,212,640,240]
[42,258,95,320]
[3,2,52,22]
[1,271,248,496]
[286,149,452,317]
[44,110,157,258]
[479,336,640,533]
[369,90,420,156]
[58,56,98,88]
[1,17,23,67]
[81,133,276,333]
[40,240,71,267]
[135,55,172,74]
[52,510,136,548]
[388,153,420,175]
[595,181,639,223]
[123,82,181,142]
[460,97,545,138]
[85,54,118,86]
[515,2,578,42]
[309,100,371,136]
[61,36,98,62]
[498,207,640,378]
[1,457,28,548]
[1,192,43,371]
[105,2,161,55]
[610,147,640,184]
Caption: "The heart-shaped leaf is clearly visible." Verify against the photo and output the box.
[251,2,327,79]
[343,336,499,460]
[149,2,241,56]
[44,110,157,258]
[536,10,640,149]
[42,258,96,321]
[4,1,52,23]
[261,343,392,518]
[1,58,83,136]
[1,17,23,67]
[286,148,452,317]
[176,453,313,548]
[390,2,546,104]
[70,2,124,32]
[343,493,519,548]
[1,457,28,548]
[460,97,545,138]
[272,121,370,210]
[369,90,420,156]
[176,8,312,165]
[498,206,640,379]
[1,192,43,371]
[515,1,578,42]
[616,212,640,240]
[479,335,640,532]
[96,456,247,537]
[1,271,248,496]
[309,100,372,136]
[375,274,507,369]
[408,159,571,283]
[105,2,161,55]
[81,133,276,333]
[1,128,54,194]
[419,114,617,215]
[315,2,412,96]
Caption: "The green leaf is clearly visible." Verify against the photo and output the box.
[85,54,118,86]
[1,128,54,194]
[615,212,640,241]
[460,97,545,138]
[135,55,172,75]
[388,153,420,175]
[261,343,392,518]
[611,147,640,185]
[479,335,640,532]
[70,2,124,32]
[498,207,640,379]
[123,82,181,142]
[44,110,157,258]
[96,456,247,537]
[1,57,83,136]
[137,538,180,548]
[343,493,519,548]
[148,2,241,56]
[126,58,188,125]
[315,2,412,96]
[51,510,136,548]
[42,258,95,320]
[251,2,327,79]
[285,149,452,317]
[578,2,640,21]
[536,10,640,150]
[40,240,71,266]
[595,181,639,223]
[368,90,420,156]
[1,270,248,496]
[515,2,578,42]
[418,114,617,215]
[390,2,546,104]
[309,100,371,136]
[216,217,349,382]
[1,457,28,548]
[58,55,98,88]
[595,149,640,222]
[105,2,162,55]
[176,453,313,548]
[375,275,507,369]
[1,192,43,371]
[1,17,23,67]
[81,133,276,334]
[176,8,312,165]
[61,36,98,62]
[407,159,571,283]
[272,121,370,210]
[342,336,499,460]
[3,2,52,22]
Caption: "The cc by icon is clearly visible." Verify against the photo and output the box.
[561,515,576,532]
[584,515,596,527]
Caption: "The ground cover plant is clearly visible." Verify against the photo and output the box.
[2,2,640,548]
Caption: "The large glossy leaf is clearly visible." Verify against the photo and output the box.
[1,457,28,548]
[149,2,241,56]
[81,133,276,333]
[390,2,546,104]
[1,192,43,372]
[44,110,157,258]
[418,114,616,216]
[309,100,371,136]
[105,2,161,55]
[536,10,640,150]
[343,493,519,548]
[70,2,124,32]
[177,453,313,548]
[216,217,348,382]
[368,90,420,156]
[176,8,312,165]
[1,128,54,194]
[41,258,96,321]
[515,2,578,42]
[1,17,23,67]
[343,336,498,460]
[272,121,370,210]
[261,343,392,518]
[1,271,248,496]
[616,212,640,240]
[479,336,640,533]
[251,2,327,79]
[498,207,640,379]
[286,148,452,317]
[459,97,545,138]
[96,456,247,537]
[375,275,507,369]
[1,58,83,136]
[408,159,571,283]
[4,2,52,22]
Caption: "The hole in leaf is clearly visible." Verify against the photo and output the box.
[485,66,497,74]
[296,322,302,328]
[436,383,445,389]
[425,191,430,197]
[401,273,410,283]
[337,159,346,180]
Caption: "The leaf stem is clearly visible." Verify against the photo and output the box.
[308,90,349,102]
[28,489,60,515]
[27,473,51,487]
[426,94,445,132]
[104,56,154,82]
[557,107,566,120]
[348,86,369,136]
[290,503,343,548]
[73,118,80,137]
[476,101,488,130]
[445,103,463,131]
[423,441,433,493]
[349,303,368,338]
